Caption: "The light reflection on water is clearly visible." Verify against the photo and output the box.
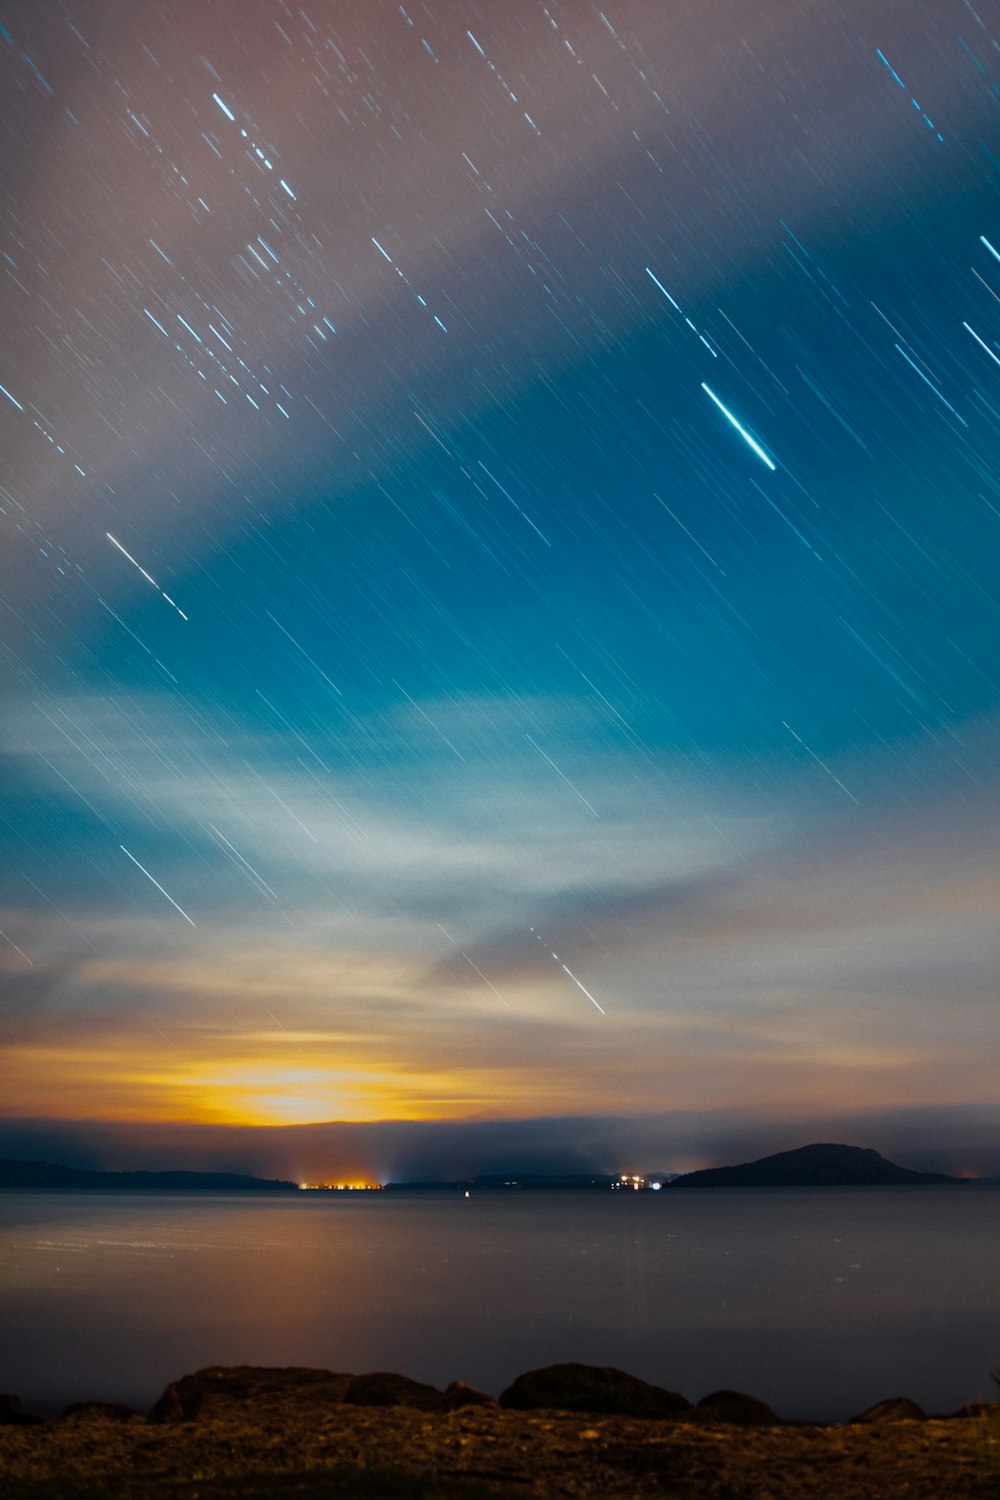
[0,1186,996,1420]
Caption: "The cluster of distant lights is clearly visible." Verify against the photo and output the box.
[293,1177,664,1191]
[297,1180,382,1191]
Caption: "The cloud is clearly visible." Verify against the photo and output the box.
[0,689,751,924]
[2,0,961,567]
[1,690,997,1129]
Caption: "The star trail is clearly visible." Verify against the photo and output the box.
[0,1,997,1169]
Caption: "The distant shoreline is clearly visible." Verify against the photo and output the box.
[0,1144,990,1194]
[2,1179,993,1194]
[2,1181,993,1198]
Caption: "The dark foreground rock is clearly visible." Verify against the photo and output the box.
[147,1364,352,1423]
[500,1362,690,1418]
[0,1394,44,1427]
[61,1400,138,1423]
[445,1379,498,1408]
[850,1396,928,1423]
[144,1364,494,1424]
[952,1399,1000,1418]
[344,1370,450,1411]
[693,1389,783,1425]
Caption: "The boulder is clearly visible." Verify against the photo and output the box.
[61,1401,137,1423]
[949,1400,1000,1419]
[344,1371,449,1411]
[0,1393,45,1427]
[693,1390,782,1426]
[499,1363,690,1418]
[445,1380,497,1409]
[147,1365,351,1423]
[849,1397,927,1424]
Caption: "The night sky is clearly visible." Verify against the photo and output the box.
[1,1,998,1180]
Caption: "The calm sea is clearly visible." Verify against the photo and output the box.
[0,1186,996,1421]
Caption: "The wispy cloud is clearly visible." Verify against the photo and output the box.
[1,691,996,1129]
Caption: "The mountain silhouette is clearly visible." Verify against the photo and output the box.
[668,1143,961,1188]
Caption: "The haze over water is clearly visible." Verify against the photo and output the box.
[2,1187,997,1423]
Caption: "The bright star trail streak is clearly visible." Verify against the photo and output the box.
[531,930,606,1015]
[560,963,606,1016]
[894,343,968,426]
[106,534,189,619]
[700,384,777,470]
[106,532,157,587]
[645,266,682,311]
[963,322,1000,368]
[119,846,197,926]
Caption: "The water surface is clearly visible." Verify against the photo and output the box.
[1,1186,996,1420]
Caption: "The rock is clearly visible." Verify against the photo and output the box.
[0,1393,45,1427]
[61,1401,137,1422]
[849,1397,927,1423]
[949,1400,1000,1419]
[445,1380,497,1409]
[146,1381,191,1424]
[693,1390,782,1426]
[344,1371,449,1411]
[499,1363,690,1418]
[147,1365,351,1423]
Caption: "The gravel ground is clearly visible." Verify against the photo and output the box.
[2,1398,999,1499]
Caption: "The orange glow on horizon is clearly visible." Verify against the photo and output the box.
[3,930,998,1131]
[1,1020,994,1132]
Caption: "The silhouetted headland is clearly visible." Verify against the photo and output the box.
[668,1142,963,1188]
[0,1159,297,1192]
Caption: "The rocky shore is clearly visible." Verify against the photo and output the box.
[1,1363,997,1498]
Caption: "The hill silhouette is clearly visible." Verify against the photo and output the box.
[668,1143,962,1188]
[0,1159,297,1192]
